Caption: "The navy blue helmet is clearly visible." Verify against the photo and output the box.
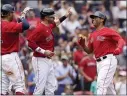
[90,11,107,20]
[40,8,55,18]
[1,4,15,13]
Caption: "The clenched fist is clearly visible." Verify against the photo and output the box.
[65,7,72,17]
[78,34,86,48]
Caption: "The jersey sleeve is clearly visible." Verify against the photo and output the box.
[9,22,23,33]
[27,27,42,50]
[111,30,122,40]
[50,23,56,29]
[110,29,125,49]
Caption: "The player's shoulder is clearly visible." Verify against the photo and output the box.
[10,21,23,27]
[35,23,43,30]
[2,21,18,25]
[28,23,42,36]
[103,27,116,32]
[11,21,21,24]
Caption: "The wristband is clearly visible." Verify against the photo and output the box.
[59,16,67,23]
[35,47,45,54]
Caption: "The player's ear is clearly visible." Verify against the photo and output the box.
[100,18,104,23]
[45,16,49,20]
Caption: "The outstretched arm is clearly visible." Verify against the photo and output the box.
[54,8,72,26]
[18,7,33,31]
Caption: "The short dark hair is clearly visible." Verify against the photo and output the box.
[1,10,9,18]
[40,15,45,20]
[103,18,106,25]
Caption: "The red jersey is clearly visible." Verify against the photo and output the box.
[88,27,125,58]
[73,50,87,65]
[26,18,40,37]
[27,22,56,57]
[79,56,96,82]
[1,20,23,55]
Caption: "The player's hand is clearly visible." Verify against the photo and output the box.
[78,34,86,48]
[44,50,54,58]
[22,7,33,14]
[113,48,121,55]
[54,16,60,26]
[21,7,33,18]
[87,77,93,82]
[65,7,72,17]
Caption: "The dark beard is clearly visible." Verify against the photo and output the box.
[48,20,54,24]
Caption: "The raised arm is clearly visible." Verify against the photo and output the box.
[18,7,33,31]
[54,8,72,26]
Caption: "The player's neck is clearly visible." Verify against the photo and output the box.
[2,18,9,22]
[41,20,49,26]
[96,25,105,31]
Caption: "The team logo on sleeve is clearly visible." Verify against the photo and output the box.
[97,36,105,41]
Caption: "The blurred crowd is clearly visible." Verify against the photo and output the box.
[1,0,127,95]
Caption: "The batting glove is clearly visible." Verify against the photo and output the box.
[20,7,33,18]
[113,48,121,55]
[22,7,33,14]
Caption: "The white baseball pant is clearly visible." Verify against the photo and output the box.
[0,52,26,94]
[96,54,117,95]
[32,56,58,95]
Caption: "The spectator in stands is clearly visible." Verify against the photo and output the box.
[80,26,89,38]
[115,71,126,95]
[116,45,127,70]
[73,44,87,65]
[57,1,77,17]
[62,14,81,37]
[62,84,74,95]
[74,27,82,37]
[99,4,112,26]
[79,54,96,91]
[78,6,89,26]
[117,1,127,28]
[55,55,77,95]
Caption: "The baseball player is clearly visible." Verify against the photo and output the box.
[27,8,72,95]
[78,11,125,95]
[1,4,31,95]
